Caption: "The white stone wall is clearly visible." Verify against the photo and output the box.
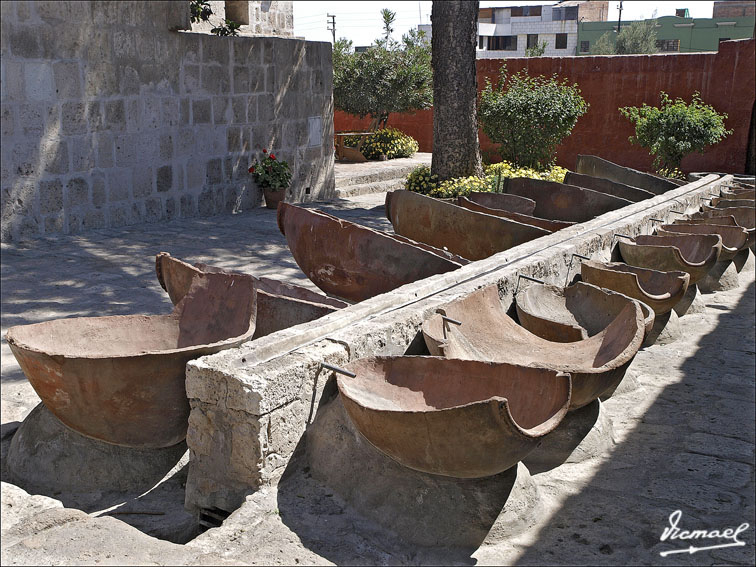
[191,1,293,37]
[1,1,332,242]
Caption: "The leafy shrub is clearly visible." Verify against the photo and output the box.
[656,167,685,180]
[479,67,589,170]
[405,162,567,199]
[344,128,419,160]
[619,92,732,172]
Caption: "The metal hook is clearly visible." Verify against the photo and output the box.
[319,362,356,378]
[435,309,461,340]
[668,210,686,216]
[613,233,634,242]
[513,274,545,296]
[565,253,590,287]
[649,218,665,223]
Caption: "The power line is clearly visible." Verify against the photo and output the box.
[327,13,336,44]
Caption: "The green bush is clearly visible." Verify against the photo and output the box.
[344,128,419,160]
[619,92,732,173]
[479,67,589,170]
[405,162,567,199]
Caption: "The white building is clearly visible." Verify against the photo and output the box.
[419,1,609,58]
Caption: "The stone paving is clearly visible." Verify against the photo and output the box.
[1,180,755,565]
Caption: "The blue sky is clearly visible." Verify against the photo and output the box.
[293,1,716,46]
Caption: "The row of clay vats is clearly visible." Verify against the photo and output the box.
[3,157,753,541]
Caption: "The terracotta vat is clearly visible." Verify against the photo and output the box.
[580,260,689,316]
[422,285,644,410]
[683,212,755,250]
[575,155,679,195]
[465,191,537,215]
[617,234,722,285]
[502,178,632,223]
[720,189,755,200]
[515,281,654,343]
[336,356,571,478]
[385,190,549,261]
[657,224,748,262]
[5,272,257,448]
[563,171,655,203]
[456,196,575,232]
[713,199,755,209]
[156,252,346,338]
[277,202,467,303]
[698,206,756,230]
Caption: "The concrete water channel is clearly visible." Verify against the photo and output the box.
[1,171,754,565]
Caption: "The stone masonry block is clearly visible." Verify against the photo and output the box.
[112,30,137,59]
[264,67,275,93]
[91,171,106,207]
[180,98,191,124]
[165,196,176,220]
[94,131,114,168]
[174,127,195,157]
[86,101,104,131]
[104,99,126,131]
[24,62,54,101]
[0,105,13,137]
[61,101,87,135]
[53,61,82,100]
[126,98,140,132]
[161,97,180,127]
[233,66,250,94]
[159,133,173,161]
[212,96,230,125]
[192,99,212,124]
[257,94,274,122]
[156,165,173,193]
[201,65,230,94]
[10,27,43,58]
[234,42,261,67]
[40,140,69,175]
[142,97,161,129]
[175,164,184,192]
[145,197,163,222]
[135,31,156,61]
[107,169,131,202]
[71,138,95,172]
[118,65,140,96]
[247,95,258,123]
[185,160,205,191]
[227,127,241,152]
[39,179,63,214]
[44,213,63,234]
[132,166,154,198]
[180,194,195,217]
[205,159,222,185]
[83,210,106,230]
[109,204,129,227]
[195,127,226,156]
[197,188,216,216]
[84,62,118,98]
[2,60,26,102]
[67,209,83,234]
[231,96,246,124]
[201,36,230,65]
[65,177,89,207]
[183,64,200,94]
[17,103,45,135]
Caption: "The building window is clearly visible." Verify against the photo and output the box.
[479,36,486,49]
[655,39,680,52]
[553,6,578,21]
[580,40,590,53]
[511,6,542,17]
[224,1,249,25]
[489,35,518,51]
[527,34,539,49]
[556,34,568,49]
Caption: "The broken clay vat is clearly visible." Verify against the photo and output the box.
[563,171,655,203]
[335,356,571,478]
[657,224,748,262]
[457,196,575,232]
[422,285,644,410]
[465,191,537,215]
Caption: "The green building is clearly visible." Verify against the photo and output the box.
[577,13,755,55]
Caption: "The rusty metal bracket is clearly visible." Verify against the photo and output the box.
[565,253,591,287]
[513,274,545,296]
[320,362,356,378]
[435,308,462,340]
[668,210,687,216]
[649,218,665,223]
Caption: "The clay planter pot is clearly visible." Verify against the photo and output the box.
[335,356,571,478]
[263,186,287,209]
[422,285,645,411]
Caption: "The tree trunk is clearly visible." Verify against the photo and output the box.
[431,1,483,181]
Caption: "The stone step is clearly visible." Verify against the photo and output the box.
[334,177,408,199]
[334,153,431,188]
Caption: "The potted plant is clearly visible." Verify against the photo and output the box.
[248,149,292,209]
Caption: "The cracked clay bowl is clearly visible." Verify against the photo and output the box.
[336,356,571,478]
[5,272,257,448]
[422,285,644,410]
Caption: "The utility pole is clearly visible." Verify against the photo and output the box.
[327,14,336,44]
[617,0,623,34]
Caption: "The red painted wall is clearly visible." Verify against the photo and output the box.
[335,39,755,173]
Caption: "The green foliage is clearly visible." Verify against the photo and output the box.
[212,19,241,37]
[478,67,589,170]
[525,40,548,57]
[591,32,616,55]
[333,22,432,127]
[349,128,418,159]
[381,8,396,41]
[248,149,292,190]
[619,91,732,171]
[190,0,212,23]
[405,162,567,198]
[615,20,658,54]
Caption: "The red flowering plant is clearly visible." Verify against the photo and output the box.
[248,148,292,191]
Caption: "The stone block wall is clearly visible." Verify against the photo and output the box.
[1,1,333,243]
[192,1,294,37]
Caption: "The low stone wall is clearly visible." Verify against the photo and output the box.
[1,1,333,243]
[184,174,728,514]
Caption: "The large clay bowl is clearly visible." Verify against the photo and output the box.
[277,203,467,303]
[580,260,689,316]
[5,272,257,448]
[457,196,575,232]
[720,189,755,200]
[503,178,632,223]
[156,252,346,338]
[563,171,655,203]
[336,356,571,478]
[618,234,722,284]
[385,190,549,261]
[575,154,680,195]
[681,213,755,251]
[699,206,756,229]
[713,198,755,209]
[466,191,537,215]
[422,285,644,410]
[516,281,654,343]
[657,224,748,262]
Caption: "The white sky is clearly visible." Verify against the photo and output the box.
[293,1,716,46]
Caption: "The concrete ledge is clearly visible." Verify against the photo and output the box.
[184,174,727,513]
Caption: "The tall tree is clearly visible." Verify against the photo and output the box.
[615,20,658,54]
[431,1,483,181]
